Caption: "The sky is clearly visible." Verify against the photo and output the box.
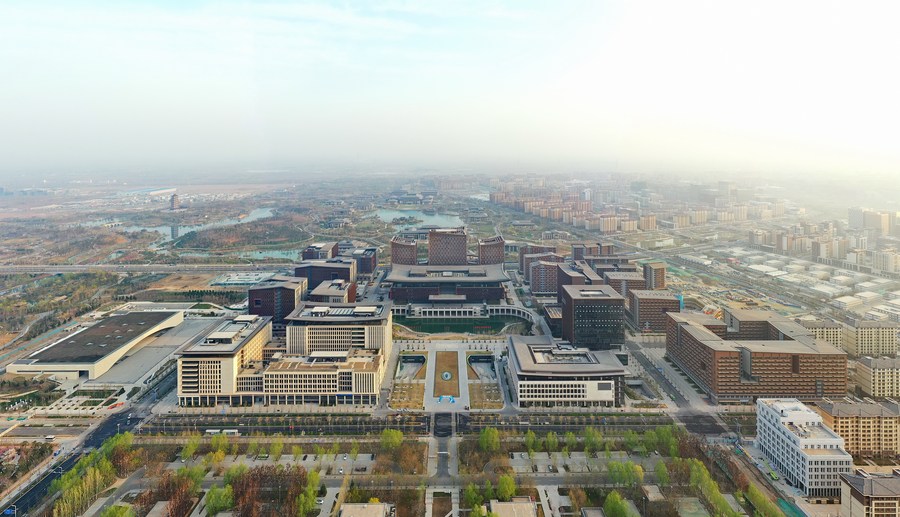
[2,1,900,180]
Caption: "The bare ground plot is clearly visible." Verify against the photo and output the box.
[390,382,425,410]
[433,494,452,517]
[148,274,218,290]
[469,383,503,410]
[395,354,427,381]
[433,352,460,398]
[466,353,497,381]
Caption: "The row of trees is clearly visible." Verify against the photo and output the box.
[462,474,517,508]
[51,433,137,517]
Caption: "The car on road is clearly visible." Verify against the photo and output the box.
[338,468,344,474]
[316,499,324,505]
[343,454,348,460]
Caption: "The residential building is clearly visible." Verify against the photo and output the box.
[560,284,625,350]
[855,356,900,398]
[530,261,562,295]
[800,320,846,350]
[478,235,505,265]
[248,276,307,336]
[522,252,564,283]
[628,289,680,333]
[603,271,646,299]
[845,322,900,357]
[815,400,900,458]
[757,398,852,500]
[666,310,848,403]
[506,336,628,408]
[840,470,900,517]
[571,242,600,261]
[427,228,468,265]
[390,236,419,265]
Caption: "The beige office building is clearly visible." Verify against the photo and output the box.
[285,302,392,356]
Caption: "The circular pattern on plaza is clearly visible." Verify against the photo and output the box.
[441,371,453,381]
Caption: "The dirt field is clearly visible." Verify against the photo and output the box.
[469,383,504,410]
[433,494,452,517]
[433,352,460,398]
[0,333,17,348]
[390,382,425,410]
[149,274,217,290]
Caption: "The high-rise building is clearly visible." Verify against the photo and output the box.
[757,399,852,500]
[285,302,392,356]
[666,311,847,403]
[642,261,667,290]
[603,271,646,299]
[800,320,845,349]
[522,252,564,283]
[390,236,418,265]
[169,193,179,210]
[302,242,339,260]
[815,400,900,458]
[350,247,378,276]
[427,228,468,265]
[628,290,679,332]
[556,261,603,303]
[560,284,625,350]
[248,276,308,336]
[518,244,556,272]
[855,356,900,398]
[530,261,562,295]
[478,235,505,265]
[571,242,599,261]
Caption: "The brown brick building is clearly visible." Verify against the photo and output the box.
[665,310,847,403]
[427,228,468,265]
[628,289,680,332]
[478,235,506,265]
[642,261,667,290]
[390,236,418,265]
[603,271,646,300]
[518,244,556,272]
[248,276,307,336]
[556,261,604,302]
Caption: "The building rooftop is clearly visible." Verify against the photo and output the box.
[249,275,306,291]
[759,398,846,442]
[859,356,900,369]
[286,302,391,323]
[799,320,843,329]
[841,471,900,497]
[508,336,628,377]
[603,271,645,281]
[339,503,391,517]
[385,263,509,284]
[561,284,624,301]
[489,499,537,517]
[629,289,678,300]
[816,400,900,418]
[264,348,380,373]
[27,311,180,364]
[183,315,271,355]
[310,279,354,296]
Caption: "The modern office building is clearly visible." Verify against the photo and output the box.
[308,279,357,303]
[302,242,339,260]
[178,309,390,408]
[9,311,184,380]
[385,264,508,304]
[390,236,419,265]
[642,261,667,290]
[855,356,900,398]
[350,247,378,276]
[427,228,468,265]
[666,310,847,403]
[815,400,900,458]
[556,261,603,303]
[506,335,628,408]
[294,258,357,286]
[478,235,505,265]
[522,252,564,283]
[285,302,392,356]
[248,276,307,336]
[518,244,557,272]
[603,271,646,299]
[757,398,852,500]
[560,284,625,350]
[800,320,846,350]
[840,470,900,517]
[627,290,680,332]
[845,322,900,357]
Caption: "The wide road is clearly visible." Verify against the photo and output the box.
[0,263,292,274]
[5,411,138,515]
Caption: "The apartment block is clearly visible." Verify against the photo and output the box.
[855,356,900,398]
[518,244,557,272]
[841,470,900,517]
[642,261,667,290]
[800,320,846,350]
[845,322,900,357]
[815,400,900,458]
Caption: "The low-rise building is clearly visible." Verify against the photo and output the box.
[840,470,900,516]
[506,335,628,408]
[489,497,537,517]
[757,398,852,501]
[339,503,393,517]
[309,279,357,303]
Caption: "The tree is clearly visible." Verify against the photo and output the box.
[380,429,404,452]
[564,431,577,452]
[497,474,516,501]
[524,430,537,452]
[247,440,259,457]
[211,433,229,453]
[479,427,500,453]
[484,480,495,501]
[271,439,284,462]
[603,491,628,517]
[99,505,135,517]
[206,485,234,516]
[545,432,558,452]
[584,427,602,453]
[292,445,303,461]
[655,460,670,487]
[224,464,248,485]
[182,435,201,462]
[350,441,360,460]
[568,487,587,514]
[464,482,483,509]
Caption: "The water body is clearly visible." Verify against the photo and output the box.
[373,209,464,229]
[119,207,275,243]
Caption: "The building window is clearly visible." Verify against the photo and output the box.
[792,355,800,374]
[254,299,262,307]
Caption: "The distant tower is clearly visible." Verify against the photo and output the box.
[170,193,180,211]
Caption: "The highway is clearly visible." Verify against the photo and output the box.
[0,263,293,274]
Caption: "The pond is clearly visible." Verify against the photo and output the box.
[121,207,275,244]
[373,209,464,229]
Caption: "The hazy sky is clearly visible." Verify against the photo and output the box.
[3,1,900,179]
